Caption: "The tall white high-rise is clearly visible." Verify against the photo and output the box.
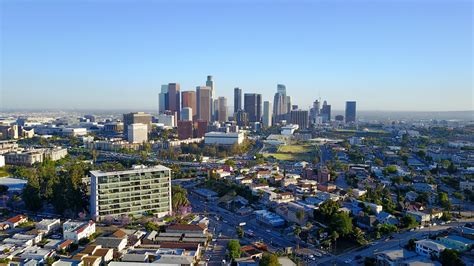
[127,123,148,143]
[263,101,272,128]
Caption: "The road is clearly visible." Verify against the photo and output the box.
[312,219,474,265]
[188,193,297,252]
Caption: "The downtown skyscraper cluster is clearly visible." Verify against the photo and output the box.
[157,75,357,132]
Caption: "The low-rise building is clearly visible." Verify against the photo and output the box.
[415,239,446,257]
[36,219,61,234]
[204,131,245,145]
[5,215,28,228]
[63,220,96,243]
[460,181,474,192]
[254,210,285,227]
[436,235,474,252]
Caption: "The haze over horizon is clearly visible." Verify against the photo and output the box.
[1,0,472,111]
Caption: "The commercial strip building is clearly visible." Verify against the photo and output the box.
[90,165,172,220]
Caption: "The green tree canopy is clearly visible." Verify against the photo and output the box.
[259,253,281,266]
[227,239,241,260]
[439,249,465,266]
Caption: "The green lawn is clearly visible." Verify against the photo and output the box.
[0,168,9,178]
[264,144,315,161]
[277,144,313,154]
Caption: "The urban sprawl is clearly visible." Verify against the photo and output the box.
[0,76,473,266]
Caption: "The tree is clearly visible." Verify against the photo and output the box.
[144,221,159,232]
[438,192,451,210]
[259,253,281,266]
[400,215,418,229]
[296,209,305,222]
[227,240,241,260]
[236,227,244,238]
[225,159,236,168]
[330,231,339,251]
[439,249,465,266]
[441,212,452,222]
[406,238,417,251]
[0,185,8,194]
[22,174,42,210]
[352,227,366,245]
[330,212,353,236]
[447,162,457,174]
[374,158,384,167]
[171,185,189,212]
[364,257,376,266]
[316,199,340,222]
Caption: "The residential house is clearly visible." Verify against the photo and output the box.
[5,215,28,228]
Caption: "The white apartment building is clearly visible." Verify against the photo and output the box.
[90,165,172,220]
[127,123,148,144]
[415,239,446,257]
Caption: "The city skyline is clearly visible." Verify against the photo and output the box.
[1,1,472,111]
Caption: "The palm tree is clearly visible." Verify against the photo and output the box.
[294,226,302,251]
[330,231,339,251]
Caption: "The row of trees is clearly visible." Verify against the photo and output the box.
[22,160,88,216]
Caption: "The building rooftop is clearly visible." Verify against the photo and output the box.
[90,165,170,177]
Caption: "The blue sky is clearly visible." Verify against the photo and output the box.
[1,0,472,111]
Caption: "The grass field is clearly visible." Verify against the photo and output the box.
[0,168,9,178]
[277,144,313,153]
[264,144,315,161]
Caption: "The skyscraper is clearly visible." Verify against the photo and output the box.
[310,99,321,125]
[206,75,214,97]
[345,101,357,123]
[217,97,228,122]
[235,110,249,127]
[262,101,272,128]
[290,110,309,129]
[181,91,196,119]
[234,87,242,113]
[158,84,169,113]
[321,101,331,122]
[196,86,212,122]
[167,83,180,120]
[123,112,152,137]
[206,75,215,121]
[277,84,286,95]
[244,93,262,123]
[181,107,193,121]
[273,84,289,123]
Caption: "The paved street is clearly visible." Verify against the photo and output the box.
[312,219,474,265]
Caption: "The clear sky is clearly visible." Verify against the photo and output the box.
[1,0,472,111]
